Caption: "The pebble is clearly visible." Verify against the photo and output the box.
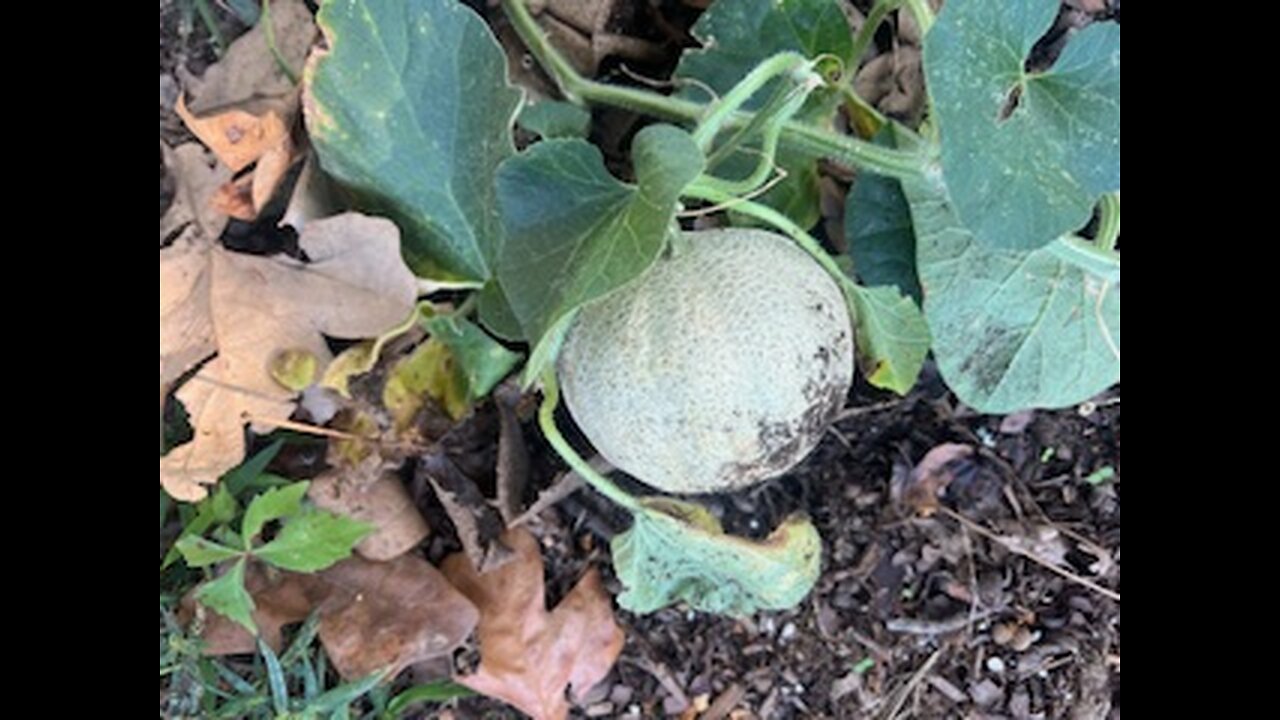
[986,656,1006,674]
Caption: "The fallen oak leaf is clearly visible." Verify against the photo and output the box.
[317,553,480,680]
[174,0,316,218]
[179,0,316,116]
[443,528,624,720]
[186,554,478,681]
[159,212,416,501]
[160,143,231,247]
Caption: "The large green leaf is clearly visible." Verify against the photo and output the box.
[675,0,852,106]
[902,158,1120,413]
[305,0,521,280]
[495,124,704,376]
[844,130,921,302]
[925,0,1121,249]
[612,498,821,616]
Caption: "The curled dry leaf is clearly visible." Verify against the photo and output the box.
[894,443,975,516]
[853,46,926,124]
[159,213,416,501]
[443,528,624,720]
[188,555,479,681]
[308,457,429,562]
[174,0,316,219]
[160,143,231,248]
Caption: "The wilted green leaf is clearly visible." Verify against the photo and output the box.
[254,509,372,572]
[517,100,591,139]
[241,481,310,546]
[843,282,929,395]
[496,124,704,377]
[925,0,1120,249]
[612,497,821,615]
[175,535,243,567]
[420,312,522,403]
[305,0,521,279]
[902,151,1120,412]
[195,558,256,633]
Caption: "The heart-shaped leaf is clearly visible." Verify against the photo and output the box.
[902,150,1120,412]
[496,124,704,378]
[925,0,1120,249]
[304,0,521,280]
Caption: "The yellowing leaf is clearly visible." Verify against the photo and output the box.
[159,213,416,500]
[443,528,624,720]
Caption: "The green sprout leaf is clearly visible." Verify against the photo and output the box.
[902,154,1120,413]
[253,509,372,572]
[305,0,521,280]
[241,481,310,546]
[496,124,704,379]
[612,497,821,616]
[194,557,256,633]
[925,0,1120,249]
[174,535,242,568]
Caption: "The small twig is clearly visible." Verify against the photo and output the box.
[881,647,944,720]
[885,607,996,636]
[834,398,904,423]
[509,460,606,527]
[240,413,429,454]
[938,506,1121,602]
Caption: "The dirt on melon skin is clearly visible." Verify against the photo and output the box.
[557,228,855,494]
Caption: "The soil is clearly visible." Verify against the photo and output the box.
[160,1,1120,718]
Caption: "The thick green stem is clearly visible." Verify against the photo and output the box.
[538,372,642,513]
[499,0,927,181]
[698,78,819,195]
[690,52,810,150]
[1096,192,1120,252]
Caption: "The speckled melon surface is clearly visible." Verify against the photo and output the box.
[557,228,854,494]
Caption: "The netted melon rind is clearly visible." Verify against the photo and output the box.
[557,228,854,494]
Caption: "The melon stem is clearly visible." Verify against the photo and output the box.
[538,371,643,513]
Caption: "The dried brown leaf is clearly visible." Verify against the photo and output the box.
[894,443,974,516]
[188,555,478,682]
[159,213,416,500]
[309,459,429,562]
[160,143,231,248]
[419,452,514,573]
[443,529,624,720]
[180,0,316,115]
[317,554,480,680]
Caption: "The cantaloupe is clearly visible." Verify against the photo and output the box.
[557,228,854,494]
